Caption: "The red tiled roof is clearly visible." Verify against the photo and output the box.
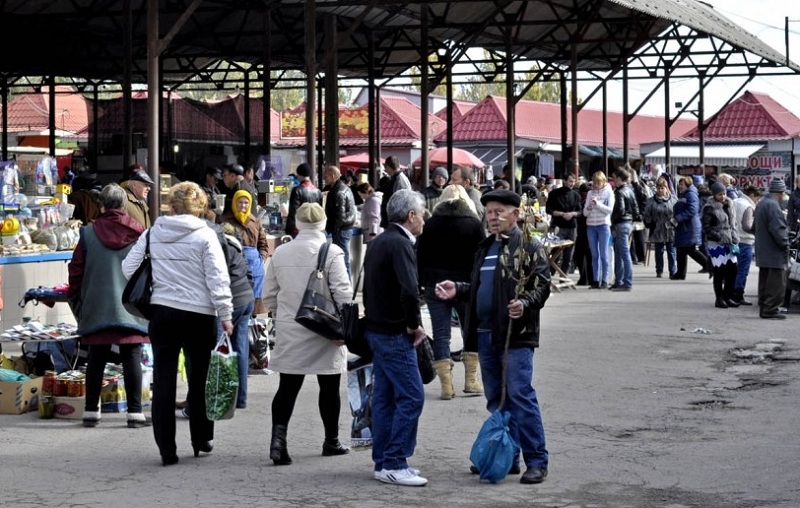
[2,85,89,133]
[678,91,800,142]
[187,95,280,142]
[84,93,240,142]
[436,95,695,149]
[378,96,447,140]
[434,100,477,122]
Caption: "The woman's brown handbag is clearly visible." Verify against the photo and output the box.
[295,242,343,341]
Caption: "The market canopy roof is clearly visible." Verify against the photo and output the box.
[0,1,796,90]
[644,144,765,167]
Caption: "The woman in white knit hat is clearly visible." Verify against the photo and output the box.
[263,202,353,465]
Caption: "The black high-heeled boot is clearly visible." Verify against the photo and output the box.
[270,424,293,465]
[322,438,350,456]
[192,440,214,457]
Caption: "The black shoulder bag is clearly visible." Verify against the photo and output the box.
[121,230,153,320]
[295,242,344,341]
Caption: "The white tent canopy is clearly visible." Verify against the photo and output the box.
[645,144,764,167]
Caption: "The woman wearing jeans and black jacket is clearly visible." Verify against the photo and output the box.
[123,182,233,466]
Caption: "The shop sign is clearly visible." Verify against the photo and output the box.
[728,151,790,191]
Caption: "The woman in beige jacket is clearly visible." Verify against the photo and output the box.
[263,202,353,465]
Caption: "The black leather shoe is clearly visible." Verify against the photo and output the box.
[161,453,179,466]
[715,298,728,309]
[192,441,214,457]
[760,312,787,320]
[724,299,740,308]
[520,466,548,484]
[737,299,753,306]
[322,438,350,456]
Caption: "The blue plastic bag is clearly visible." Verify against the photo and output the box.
[469,410,520,483]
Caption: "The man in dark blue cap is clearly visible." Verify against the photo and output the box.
[435,189,552,485]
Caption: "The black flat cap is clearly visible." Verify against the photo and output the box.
[205,166,223,179]
[128,169,155,185]
[480,189,521,208]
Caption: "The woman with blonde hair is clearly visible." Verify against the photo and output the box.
[583,171,615,289]
[123,181,233,466]
[417,184,485,399]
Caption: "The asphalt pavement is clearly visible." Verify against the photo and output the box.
[1,262,799,508]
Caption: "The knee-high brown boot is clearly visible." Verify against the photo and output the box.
[462,352,483,395]
[432,359,455,400]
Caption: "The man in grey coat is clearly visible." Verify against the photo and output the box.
[753,178,790,319]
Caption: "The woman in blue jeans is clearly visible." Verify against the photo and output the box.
[417,185,485,399]
[583,172,615,289]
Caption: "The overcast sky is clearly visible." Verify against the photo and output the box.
[580,0,800,118]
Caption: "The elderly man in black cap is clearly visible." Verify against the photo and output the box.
[435,189,552,485]
[754,177,790,319]
[124,167,154,229]
[220,164,257,219]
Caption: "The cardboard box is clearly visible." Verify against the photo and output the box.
[53,396,84,420]
[0,377,43,415]
[101,400,128,413]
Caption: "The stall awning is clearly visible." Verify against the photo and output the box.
[645,144,764,167]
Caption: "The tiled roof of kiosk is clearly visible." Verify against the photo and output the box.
[2,85,89,133]
[437,95,695,148]
[678,91,800,142]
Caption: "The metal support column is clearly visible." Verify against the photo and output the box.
[570,46,579,178]
[304,0,317,176]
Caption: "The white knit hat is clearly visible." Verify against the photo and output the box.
[296,202,326,231]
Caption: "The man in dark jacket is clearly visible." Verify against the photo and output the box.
[379,156,412,229]
[545,172,581,274]
[420,166,448,214]
[285,162,323,238]
[323,165,357,277]
[363,189,428,487]
[754,178,790,319]
[436,189,551,485]
[610,167,639,291]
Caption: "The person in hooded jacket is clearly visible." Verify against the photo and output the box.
[180,216,255,415]
[643,177,678,278]
[122,181,233,467]
[672,176,710,280]
[68,183,151,429]
[222,190,270,314]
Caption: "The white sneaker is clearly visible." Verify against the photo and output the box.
[376,468,428,486]
[374,468,420,480]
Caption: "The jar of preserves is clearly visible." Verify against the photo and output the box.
[67,379,82,398]
[42,371,58,396]
[54,378,68,397]
[38,396,55,419]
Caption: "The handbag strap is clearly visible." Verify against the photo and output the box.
[144,229,151,257]
[315,241,330,272]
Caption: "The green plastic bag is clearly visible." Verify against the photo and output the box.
[205,333,239,421]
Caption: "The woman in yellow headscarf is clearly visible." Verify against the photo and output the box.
[223,190,270,308]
